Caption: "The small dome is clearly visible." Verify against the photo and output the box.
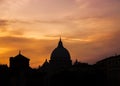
[50,38,71,61]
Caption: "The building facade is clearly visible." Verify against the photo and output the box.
[9,51,30,70]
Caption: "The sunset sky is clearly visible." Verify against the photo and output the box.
[0,0,120,68]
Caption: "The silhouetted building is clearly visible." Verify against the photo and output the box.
[9,51,30,70]
[0,64,8,69]
[0,64,9,86]
[40,38,72,86]
[96,55,120,74]
[95,55,120,86]
[49,38,72,71]
[40,59,49,72]
[1,38,120,86]
[96,55,120,68]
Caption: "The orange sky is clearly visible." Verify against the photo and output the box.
[0,0,120,68]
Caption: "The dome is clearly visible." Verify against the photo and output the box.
[50,38,71,61]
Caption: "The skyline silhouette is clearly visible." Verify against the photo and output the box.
[0,0,120,67]
[0,1,120,85]
[0,38,120,86]
[0,37,120,68]
[0,37,119,68]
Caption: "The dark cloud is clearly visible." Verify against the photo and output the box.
[0,19,8,26]
[0,0,4,3]
[0,19,68,25]
[0,19,9,33]
[0,19,25,36]
[9,20,33,24]
[34,20,69,24]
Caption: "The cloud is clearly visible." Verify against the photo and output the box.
[0,19,8,26]
[0,0,6,4]
[0,0,5,3]
[0,19,9,34]
[0,19,25,37]
[65,0,120,21]
[67,30,120,64]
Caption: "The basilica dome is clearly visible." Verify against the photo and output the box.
[50,38,71,61]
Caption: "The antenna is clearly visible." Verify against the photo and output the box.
[60,35,61,41]
[19,50,21,54]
